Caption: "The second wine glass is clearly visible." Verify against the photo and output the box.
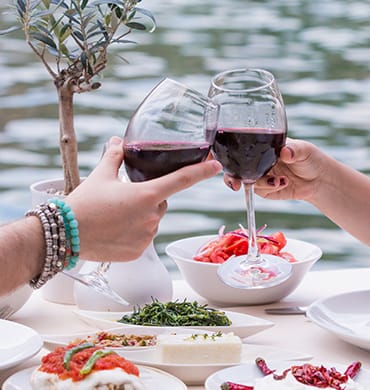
[208,67,292,289]
[123,78,219,182]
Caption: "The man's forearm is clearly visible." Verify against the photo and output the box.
[0,216,45,295]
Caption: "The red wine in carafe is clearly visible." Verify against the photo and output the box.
[124,141,211,182]
[212,127,285,182]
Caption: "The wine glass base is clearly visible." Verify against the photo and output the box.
[62,270,130,306]
[217,254,292,289]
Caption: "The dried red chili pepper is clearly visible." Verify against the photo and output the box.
[344,361,362,379]
[272,368,291,380]
[222,360,362,390]
[291,363,350,389]
[255,357,276,375]
[220,381,254,390]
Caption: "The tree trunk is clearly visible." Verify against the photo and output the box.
[57,84,80,195]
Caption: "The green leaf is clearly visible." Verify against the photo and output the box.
[126,22,146,31]
[0,26,20,35]
[46,46,59,56]
[50,0,69,9]
[80,51,88,69]
[16,0,26,17]
[34,24,51,36]
[29,0,43,10]
[59,24,72,42]
[134,7,156,28]
[112,38,136,45]
[60,43,70,57]
[29,32,57,49]
[72,30,84,41]
[81,12,96,28]
[96,20,109,41]
[91,0,124,6]
[81,0,89,9]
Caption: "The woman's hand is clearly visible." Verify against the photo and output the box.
[223,138,328,203]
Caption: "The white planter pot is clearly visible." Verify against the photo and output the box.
[30,178,83,305]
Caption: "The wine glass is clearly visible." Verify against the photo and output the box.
[123,77,219,182]
[208,67,292,289]
[65,78,218,306]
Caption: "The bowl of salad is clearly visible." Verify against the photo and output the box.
[165,227,322,305]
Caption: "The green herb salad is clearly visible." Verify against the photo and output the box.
[118,299,232,327]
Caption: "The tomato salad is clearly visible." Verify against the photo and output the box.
[193,225,297,264]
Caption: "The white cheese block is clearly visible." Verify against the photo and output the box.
[156,332,242,364]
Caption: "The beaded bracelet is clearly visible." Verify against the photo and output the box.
[25,199,80,289]
[49,198,80,270]
[25,203,66,289]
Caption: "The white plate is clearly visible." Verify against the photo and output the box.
[2,365,187,390]
[42,326,209,351]
[306,289,370,350]
[120,344,313,385]
[0,319,43,370]
[73,309,274,339]
[205,360,370,389]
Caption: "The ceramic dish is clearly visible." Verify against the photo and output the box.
[166,236,322,305]
[73,309,274,339]
[0,319,43,370]
[2,365,187,390]
[120,344,313,385]
[306,289,370,350]
[205,360,370,389]
[42,326,209,351]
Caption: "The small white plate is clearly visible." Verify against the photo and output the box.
[306,289,370,350]
[42,326,209,351]
[205,360,370,390]
[73,309,274,339]
[0,319,43,370]
[119,344,313,385]
[2,365,187,390]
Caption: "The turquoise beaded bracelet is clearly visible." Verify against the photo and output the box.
[49,198,80,270]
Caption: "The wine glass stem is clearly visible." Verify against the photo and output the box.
[97,261,111,277]
[244,183,261,263]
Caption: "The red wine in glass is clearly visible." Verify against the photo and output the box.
[124,141,211,182]
[212,127,286,182]
[208,67,291,289]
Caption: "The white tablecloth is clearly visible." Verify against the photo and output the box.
[2,267,370,389]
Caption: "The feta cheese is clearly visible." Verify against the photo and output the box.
[156,332,242,364]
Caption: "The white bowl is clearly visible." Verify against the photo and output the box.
[0,284,33,319]
[166,235,322,305]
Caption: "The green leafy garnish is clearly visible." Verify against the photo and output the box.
[118,299,232,327]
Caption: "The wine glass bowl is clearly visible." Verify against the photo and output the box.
[208,68,291,289]
[123,78,218,182]
[209,68,287,183]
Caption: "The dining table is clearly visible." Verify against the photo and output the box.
[1,266,370,389]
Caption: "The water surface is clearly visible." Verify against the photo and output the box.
[0,0,369,277]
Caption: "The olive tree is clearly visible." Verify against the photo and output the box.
[1,0,155,194]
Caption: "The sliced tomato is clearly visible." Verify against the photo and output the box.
[193,228,296,264]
